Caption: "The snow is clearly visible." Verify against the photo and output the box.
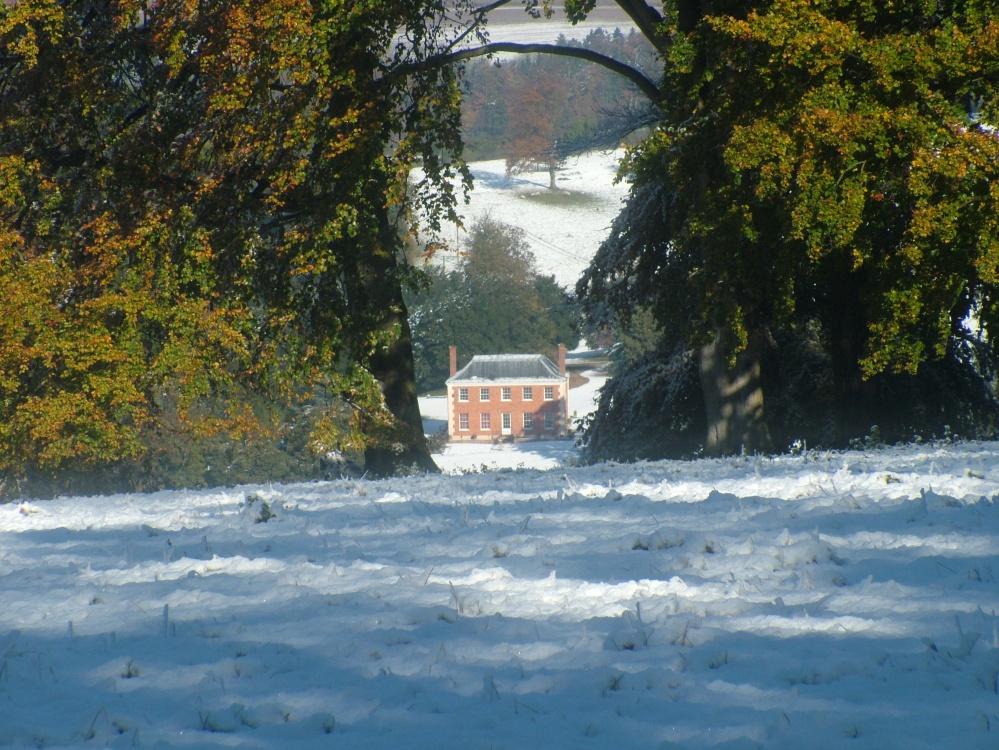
[415,21,636,291]
[421,149,629,289]
[2,440,998,748]
[4,17,997,750]
[432,8,638,288]
[482,5,640,45]
[420,351,607,473]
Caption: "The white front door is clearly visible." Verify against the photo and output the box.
[501,413,512,435]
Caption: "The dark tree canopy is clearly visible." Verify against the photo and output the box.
[3,0,997,489]
[557,0,999,455]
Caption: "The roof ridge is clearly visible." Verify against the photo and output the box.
[448,352,564,383]
[472,354,543,360]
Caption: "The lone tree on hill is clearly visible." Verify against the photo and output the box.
[460,28,660,163]
[504,66,572,189]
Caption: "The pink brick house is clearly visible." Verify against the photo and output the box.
[445,345,570,441]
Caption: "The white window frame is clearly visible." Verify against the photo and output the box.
[480,413,491,430]
[543,386,555,401]
[501,386,511,401]
[458,387,469,402]
[544,412,555,430]
[522,386,533,401]
[480,387,490,402]
[458,413,469,430]
[523,413,533,430]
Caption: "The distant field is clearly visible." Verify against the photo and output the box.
[481,4,638,43]
[485,4,634,25]
[438,7,639,286]
[415,151,628,289]
[516,188,605,209]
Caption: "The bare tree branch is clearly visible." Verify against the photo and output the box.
[397,41,664,106]
[444,0,519,53]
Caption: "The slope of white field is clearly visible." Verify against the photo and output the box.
[415,10,640,288]
[8,14,997,750]
[421,149,629,289]
[484,5,639,44]
[2,442,997,748]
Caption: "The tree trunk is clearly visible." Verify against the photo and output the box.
[698,329,773,456]
[363,282,440,476]
[821,259,878,445]
[354,196,440,477]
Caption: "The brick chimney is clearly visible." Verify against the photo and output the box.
[557,343,566,375]
[449,345,458,377]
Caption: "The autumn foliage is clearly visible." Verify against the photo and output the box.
[0,0,468,493]
[461,29,658,169]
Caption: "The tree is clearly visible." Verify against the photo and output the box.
[496,0,999,455]
[408,216,577,390]
[505,64,573,189]
[0,0,473,489]
[428,0,998,455]
[460,28,660,163]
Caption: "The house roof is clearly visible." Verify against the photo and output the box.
[447,354,565,383]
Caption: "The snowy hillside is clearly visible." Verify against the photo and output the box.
[2,442,997,748]
[478,4,639,45]
[419,149,629,289]
[4,15,997,750]
[421,10,639,289]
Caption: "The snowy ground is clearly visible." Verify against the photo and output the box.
[4,17,998,750]
[475,4,639,45]
[2,440,998,748]
[420,149,628,289]
[427,9,636,289]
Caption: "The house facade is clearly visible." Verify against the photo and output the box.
[445,345,570,441]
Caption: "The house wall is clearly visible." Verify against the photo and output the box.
[447,381,569,441]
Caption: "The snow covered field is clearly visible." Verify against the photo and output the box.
[411,15,637,289]
[2,441,998,748]
[427,8,637,288]
[476,4,639,45]
[3,16,997,750]
[420,149,628,289]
